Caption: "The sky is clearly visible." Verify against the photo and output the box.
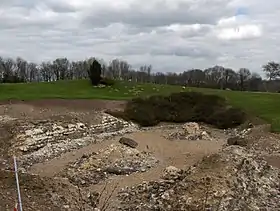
[0,0,279,74]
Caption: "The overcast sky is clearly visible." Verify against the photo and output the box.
[0,0,279,74]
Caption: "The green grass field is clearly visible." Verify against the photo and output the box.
[1,79,280,131]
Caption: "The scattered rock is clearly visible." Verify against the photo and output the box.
[118,146,280,211]
[12,113,139,170]
[0,169,100,211]
[0,115,17,123]
[167,122,211,141]
[224,127,251,138]
[119,137,138,148]
[183,122,200,134]
[59,143,158,186]
[163,166,182,179]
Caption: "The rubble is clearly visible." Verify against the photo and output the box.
[225,124,280,155]
[0,169,105,211]
[19,136,96,169]
[251,134,280,155]
[163,166,182,179]
[118,146,280,211]
[59,143,159,186]
[0,115,17,123]
[11,113,139,169]
[225,127,252,138]
[166,122,211,141]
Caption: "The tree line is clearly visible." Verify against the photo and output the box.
[1,56,280,92]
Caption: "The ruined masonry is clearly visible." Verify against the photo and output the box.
[12,113,139,169]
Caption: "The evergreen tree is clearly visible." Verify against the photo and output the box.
[88,59,102,85]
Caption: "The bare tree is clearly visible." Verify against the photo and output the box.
[52,58,69,80]
[0,58,19,82]
[262,61,280,81]
[248,72,262,91]
[108,59,121,79]
[71,61,88,80]
[184,69,205,86]
[16,57,28,82]
[139,65,152,83]
[27,62,39,82]
[40,62,53,82]
[238,68,251,91]
[0,54,272,92]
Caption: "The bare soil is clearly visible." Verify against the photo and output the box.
[0,99,125,125]
[0,99,279,210]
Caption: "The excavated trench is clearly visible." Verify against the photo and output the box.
[0,101,280,210]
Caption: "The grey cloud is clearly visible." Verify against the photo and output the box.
[0,0,74,11]
[156,24,213,38]
[82,0,235,28]
[150,47,219,58]
[0,0,279,75]
[115,29,220,60]
[46,1,77,13]
[0,0,37,9]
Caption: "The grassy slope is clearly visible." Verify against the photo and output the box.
[1,80,280,131]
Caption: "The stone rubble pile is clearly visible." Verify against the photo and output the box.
[0,158,9,171]
[19,136,97,170]
[166,122,211,141]
[13,113,139,169]
[91,113,139,135]
[251,134,280,155]
[59,143,158,186]
[225,127,252,138]
[225,124,280,155]
[0,115,17,123]
[118,146,280,211]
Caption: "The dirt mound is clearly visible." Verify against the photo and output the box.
[118,146,280,210]
[0,169,99,211]
[165,122,212,141]
[59,143,159,186]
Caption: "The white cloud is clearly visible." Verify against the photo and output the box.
[218,16,238,26]
[0,0,279,74]
[217,24,262,40]
[215,15,263,40]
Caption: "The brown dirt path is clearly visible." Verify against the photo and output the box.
[30,128,225,178]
